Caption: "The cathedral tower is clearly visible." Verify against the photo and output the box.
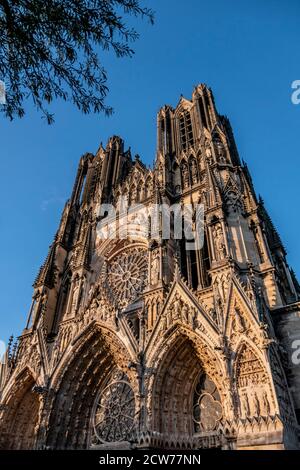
[1,85,300,450]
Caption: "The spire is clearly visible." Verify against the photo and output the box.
[241,160,257,202]
[290,269,300,298]
[258,198,286,254]
[34,238,58,289]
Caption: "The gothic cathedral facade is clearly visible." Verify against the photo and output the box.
[1,84,300,450]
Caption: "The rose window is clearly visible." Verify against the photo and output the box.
[193,374,223,432]
[92,373,136,444]
[104,248,148,309]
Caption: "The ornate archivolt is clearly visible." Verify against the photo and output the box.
[50,322,137,390]
[145,328,231,442]
[148,324,227,392]
[0,366,38,411]
[142,272,289,443]
[95,227,148,256]
[0,367,41,450]
[41,325,139,449]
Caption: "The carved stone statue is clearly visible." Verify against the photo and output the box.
[253,392,261,416]
[2,85,299,451]
[181,163,189,188]
[181,304,189,323]
[190,159,198,184]
[214,137,227,163]
[262,391,270,415]
[242,393,250,417]
[226,191,240,213]
[88,283,94,301]
[71,278,80,314]
[172,296,181,320]
[233,308,245,333]
[90,298,98,316]
[150,249,160,285]
[213,223,227,260]
[209,307,218,324]
[205,148,211,159]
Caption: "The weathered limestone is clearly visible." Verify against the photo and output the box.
[0,84,299,450]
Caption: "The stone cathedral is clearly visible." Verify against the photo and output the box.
[1,84,300,450]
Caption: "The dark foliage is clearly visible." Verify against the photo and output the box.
[0,0,153,123]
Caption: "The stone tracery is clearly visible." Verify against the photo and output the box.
[91,371,136,445]
[0,84,299,450]
[193,374,223,433]
[103,248,148,310]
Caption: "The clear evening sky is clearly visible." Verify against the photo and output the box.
[1,0,299,345]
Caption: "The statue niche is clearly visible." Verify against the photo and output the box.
[212,222,227,261]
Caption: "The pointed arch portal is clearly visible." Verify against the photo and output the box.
[45,326,137,449]
[151,335,225,449]
[0,369,40,450]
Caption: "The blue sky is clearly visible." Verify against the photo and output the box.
[1,0,300,345]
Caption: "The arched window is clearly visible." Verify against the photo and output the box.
[51,272,72,333]
[179,111,194,150]
[193,373,222,433]
[91,370,135,445]
[60,275,71,319]
[198,95,208,129]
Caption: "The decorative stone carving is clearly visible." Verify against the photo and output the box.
[103,248,148,309]
[213,137,227,163]
[193,374,222,432]
[262,391,270,415]
[1,85,299,451]
[163,295,197,331]
[232,308,246,333]
[242,392,250,417]
[225,190,241,213]
[253,391,261,416]
[71,277,80,314]
[150,249,160,285]
[181,162,189,189]
[91,371,136,445]
[190,158,198,184]
[236,346,268,388]
[213,222,227,260]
